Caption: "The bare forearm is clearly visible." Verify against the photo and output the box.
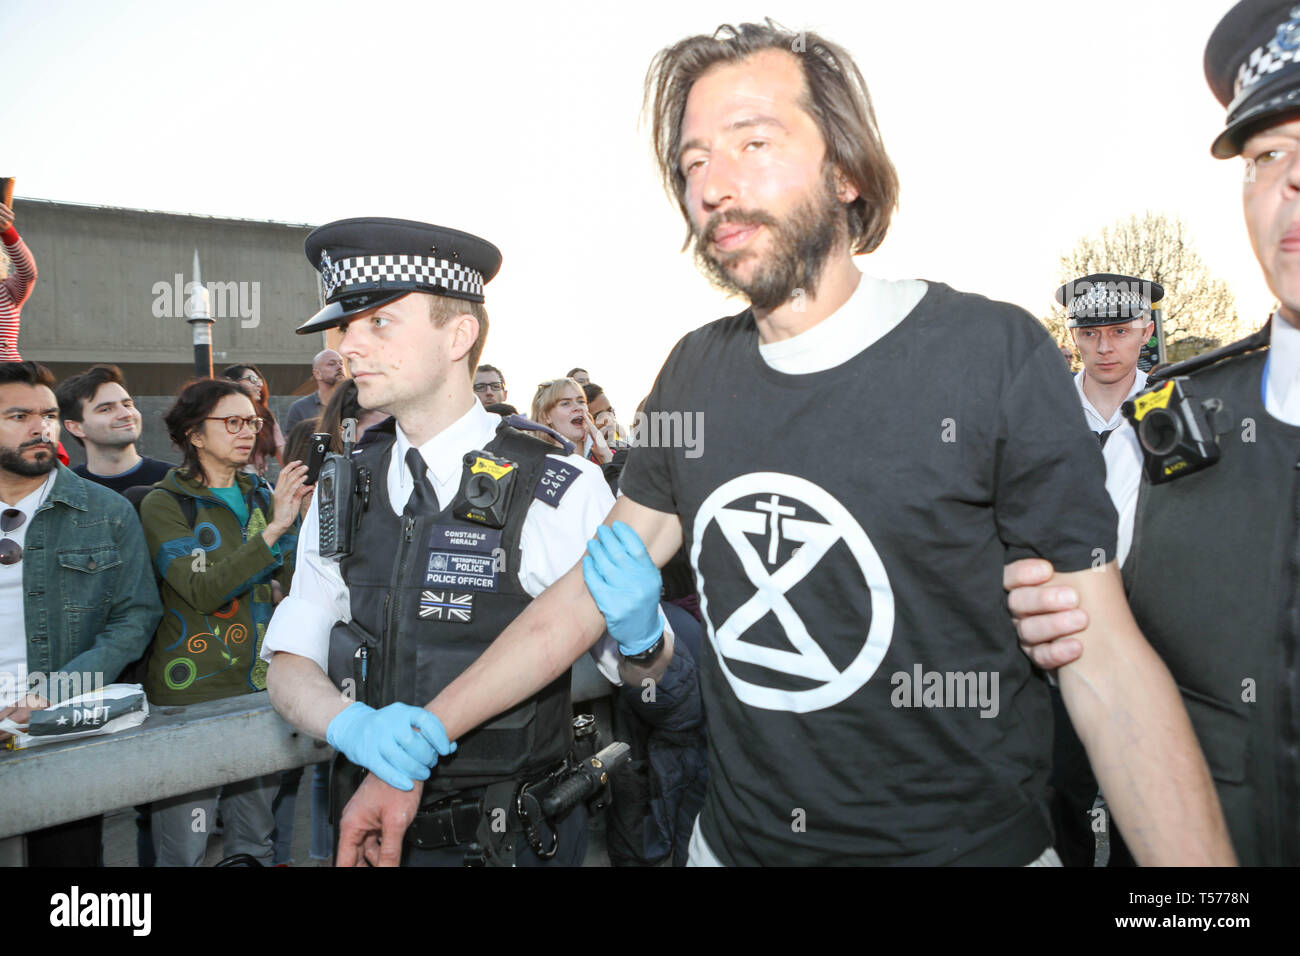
[426,497,683,741]
[425,560,606,739]
[1057,568,1235,865]
[267,652,352,740]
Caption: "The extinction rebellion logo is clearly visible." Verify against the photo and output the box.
[690,472,895,713]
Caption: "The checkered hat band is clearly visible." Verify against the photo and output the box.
[321,254,484,300]
[1067,288,1149,317]
[1229,8,1300,113]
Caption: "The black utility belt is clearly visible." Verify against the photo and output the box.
[406,794,491,851]
[406,762,566,853]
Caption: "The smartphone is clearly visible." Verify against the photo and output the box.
[305,433,331,485]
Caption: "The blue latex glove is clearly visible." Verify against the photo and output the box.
[326,701,456,791]
[583,521,665,656]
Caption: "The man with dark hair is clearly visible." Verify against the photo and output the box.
[472,363,508,408]
[1006,0,1300,867]
[0,360,161,865]
[56,363,172,868]
[56,364,173,494]
[336,22,1234,866]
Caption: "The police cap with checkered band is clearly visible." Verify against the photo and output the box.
[297,217,502,334]
[1055,273,1164,328]
[1206,1,1300,158]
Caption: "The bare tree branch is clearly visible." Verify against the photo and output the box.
[1043,211,1252,362]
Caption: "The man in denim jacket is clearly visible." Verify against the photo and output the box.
[0,361,162,865]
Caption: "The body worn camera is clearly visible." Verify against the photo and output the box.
[1122,377,1224,484]
[318,452,371,558]
[451,450,518,529]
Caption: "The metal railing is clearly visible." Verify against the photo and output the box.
[0,692,328,862]
[0,659,616,864]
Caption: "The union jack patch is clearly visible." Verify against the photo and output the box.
[418,591,473,623]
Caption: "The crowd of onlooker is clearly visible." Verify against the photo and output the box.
[0,197,704,867]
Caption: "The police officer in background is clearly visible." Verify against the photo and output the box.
[1009,0,1300,866]
[1046,274,1160,867]
[1057,274,1160,446]
[262,218,655,866]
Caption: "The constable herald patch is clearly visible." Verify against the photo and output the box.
[424,549,499,591]
[533,460,582,507]
[418,591,474,623]
[429,524,502,554]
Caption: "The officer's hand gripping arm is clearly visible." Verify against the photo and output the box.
[1003,557,1088,669]
[425,496,684,741]
[325,701,456,791]
[583,521,666,657]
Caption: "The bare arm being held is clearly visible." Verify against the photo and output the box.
[266,651,352,740]
[1054,562,1235,865]
[425,495,682,739]
[338,496,683,864]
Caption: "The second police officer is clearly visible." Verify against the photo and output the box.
[262,218,674,866]
[1011,0,1300,866]
[1047,273,1161,866]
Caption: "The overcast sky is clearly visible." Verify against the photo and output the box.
[4,0,1268,414]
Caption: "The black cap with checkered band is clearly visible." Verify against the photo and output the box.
[297,217,502,334]
[1207,1,1300,158]
[1055,273,1164,328]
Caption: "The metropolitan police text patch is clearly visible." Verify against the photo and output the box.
[424,550,499,591]
[533,460,582,507]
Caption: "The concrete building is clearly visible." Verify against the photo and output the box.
[8,198,331,466]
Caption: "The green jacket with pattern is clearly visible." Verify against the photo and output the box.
[139,468,297,706]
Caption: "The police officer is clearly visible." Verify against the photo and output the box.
[1057,274,1162,446]
[1009,0,1300,866]
[1045,274,1161,867]
[262,217,648,867]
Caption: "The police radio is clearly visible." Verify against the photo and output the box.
[1121,378,1225,485]
[318,418,371,558]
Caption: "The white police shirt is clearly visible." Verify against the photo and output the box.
[1105,313,1300,565]
[1074,367,1149,436]
[262,399,624,683]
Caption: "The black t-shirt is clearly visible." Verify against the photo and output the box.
[620,281,1117,865]
[73,456,175,496]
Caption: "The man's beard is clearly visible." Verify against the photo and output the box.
[693,166,843,312]
[0,440,58,477]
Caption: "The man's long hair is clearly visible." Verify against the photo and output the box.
[644,19,899,255]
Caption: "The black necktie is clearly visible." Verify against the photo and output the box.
[404,447,438,515]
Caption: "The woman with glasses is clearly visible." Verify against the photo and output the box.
[138,377,310,866]
[219,363,285,478]
[530,377,613,465]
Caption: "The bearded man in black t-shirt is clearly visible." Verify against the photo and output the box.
[336,21,1235,866]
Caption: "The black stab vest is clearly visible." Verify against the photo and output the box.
[1123,348,1300,865]
[328,422,572,794]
